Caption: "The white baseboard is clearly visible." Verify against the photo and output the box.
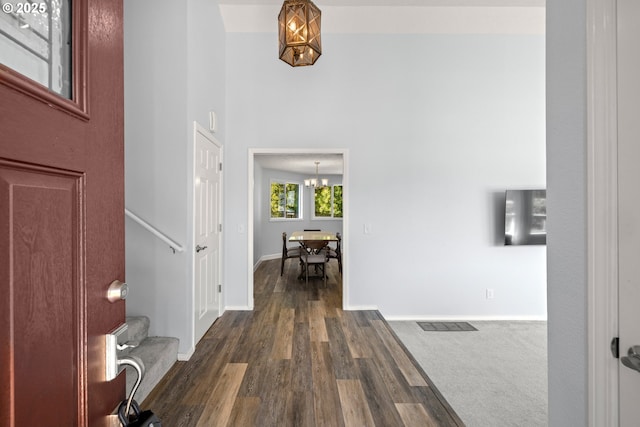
[339,308,547,322]
[254,253,281,271]
[383,314,548,322]
[343,305,379,311]
[224,305,253,311]
[262,253,281,261]
[178,347,194,361]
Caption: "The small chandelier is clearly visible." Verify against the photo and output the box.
[278,0,322,67]
[305,161,328,188]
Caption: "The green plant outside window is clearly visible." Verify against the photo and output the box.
[314,185,343,218]
[271,181,301,219]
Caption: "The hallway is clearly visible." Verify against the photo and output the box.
[142,259,462,426]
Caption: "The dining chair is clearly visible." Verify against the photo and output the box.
[328,232,342,274]
[299,240,329,286]
[281,232,302,276]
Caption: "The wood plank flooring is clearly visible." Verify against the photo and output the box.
[142,259,464,426]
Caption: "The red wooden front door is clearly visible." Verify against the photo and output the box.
[0,0,125,426]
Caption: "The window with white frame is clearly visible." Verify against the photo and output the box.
[270,181,302,219]
[314,185,343,219]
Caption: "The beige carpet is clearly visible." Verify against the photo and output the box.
[389,320,548,427]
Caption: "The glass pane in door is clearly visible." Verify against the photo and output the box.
[0,0,72,98]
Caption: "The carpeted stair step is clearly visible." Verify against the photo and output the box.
[122,316,178,404]
[125,336,179,403]
[125,316,150,344]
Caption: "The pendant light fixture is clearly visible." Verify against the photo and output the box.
[278,0,322,67]
[305,161,328,188]
[304,161,329,188]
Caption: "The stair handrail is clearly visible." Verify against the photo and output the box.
[125,208,185,253]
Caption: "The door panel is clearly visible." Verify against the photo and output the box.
[618,0,640,424]
[0,162,84,426]
[0,0,125,425]
[194,125,221,343]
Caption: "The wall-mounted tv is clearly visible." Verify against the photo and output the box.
[505,189,546,245]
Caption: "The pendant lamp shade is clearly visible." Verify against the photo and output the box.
[278,0,322,67]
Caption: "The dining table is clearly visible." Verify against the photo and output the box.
[288,230,338,252]
[288,231,338,280]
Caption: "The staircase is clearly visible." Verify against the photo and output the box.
[121,316,179,403]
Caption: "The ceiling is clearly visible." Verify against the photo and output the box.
[218,0,545,34]
[255,153,344,175]
[218,0,544,6]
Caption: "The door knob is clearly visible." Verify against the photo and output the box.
[196,245,208,253]
[621,345,640,373]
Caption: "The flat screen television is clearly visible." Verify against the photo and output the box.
[504,189,546,245]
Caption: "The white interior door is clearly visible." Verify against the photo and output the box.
[617,0,640,423]
[194,123,222,343]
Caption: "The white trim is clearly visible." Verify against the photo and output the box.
[586,0,619,425]
[260,253,281,262]
[344,305,379,312]
[341,150,349,308]
[177,348,195,362]
[248,151,255,310]
[253,254,281,272]
[224,306,253,311]
[248,148,350,310]
[383,315,548,322]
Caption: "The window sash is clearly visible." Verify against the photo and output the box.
[313,185,343,219]
[270,181,301,220]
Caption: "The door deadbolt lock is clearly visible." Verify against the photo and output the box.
[107,280,128,303]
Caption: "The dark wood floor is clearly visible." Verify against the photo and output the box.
[142,258,464,426]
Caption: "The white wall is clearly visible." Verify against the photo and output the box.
[124,0,226,356]
[225,32,546,318]
[546,0,588,425]
[124,0,188,346]
[120,3,589,422]
[253,166,343,266]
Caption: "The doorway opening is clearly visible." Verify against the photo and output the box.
[247,148,349,309]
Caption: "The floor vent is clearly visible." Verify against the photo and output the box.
[417,321,478,332]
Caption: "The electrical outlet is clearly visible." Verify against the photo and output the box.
[486,288,495,299]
